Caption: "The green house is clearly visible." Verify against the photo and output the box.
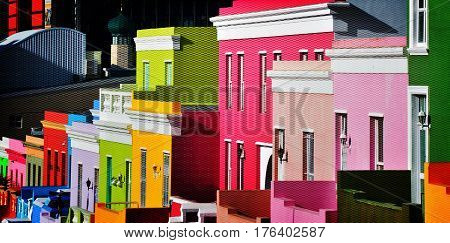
[407,0,450,206]
[0,137,8,178]
[134,27,218,107]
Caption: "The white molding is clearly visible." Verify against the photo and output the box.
[258,51,267,54]
[134,35,181,51]
[273,50,282,54]
[272,79,333,94]
[164,60,173,63]
[407,47,429,56]
[163,150,171,155]
[236,140,244,144]
[93,120,132,145]
[408,0,429,55]
[255,142,273,148]
[407,86,430,171]
[224,139,232,142]
[225,52,233,55]
[314,49,324,53]
[236,51,245,55]
[326,47,405,58]
[273,126,285,130]
[210,3,344,40]
[299,49,308,53]
[369,112,384,118]
[66,126,99,153]
[126,110,182,136]
[330,58,408,74]
[302,128,314,133]
[335,109,348,114]
[268,70,330,79]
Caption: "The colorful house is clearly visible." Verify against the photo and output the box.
[268,61,337,223]
[94,84,134,213]
[66,121,99,222]
[0,137,9,178]
[6,138,26,189]
[24,136,44,187]
[407,0,450,222]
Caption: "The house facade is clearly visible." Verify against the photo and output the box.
[24,136,44,187]
[6,138,26,189]
[406,0,450,222]
[0,138,9,178]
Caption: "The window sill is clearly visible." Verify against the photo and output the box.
[407,47,429,56]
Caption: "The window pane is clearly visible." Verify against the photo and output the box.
[144,62,150,91]
[418,12,425,43]
[419,0,425,9]
[140,149,147,208]
[165,62,173,86]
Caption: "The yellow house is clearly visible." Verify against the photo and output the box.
[127,95,182,208]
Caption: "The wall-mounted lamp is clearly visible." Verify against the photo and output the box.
[153,165,161,179]
[278,147,288,163]
[111,174,124,188]
[238,144,246,161]
[418,111,431,130]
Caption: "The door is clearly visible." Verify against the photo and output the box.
[412,95,427,204]
[259,146,273,190]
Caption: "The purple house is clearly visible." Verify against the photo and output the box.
[66,121,99,222]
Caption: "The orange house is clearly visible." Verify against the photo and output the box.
[425,162,450,223]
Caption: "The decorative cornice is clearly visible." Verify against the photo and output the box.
[267,70,330,79]
[126,110,182,136]
[134,35,181,51]
[41,120,66,131]
[210,3,349,40]
[325,47,406,58]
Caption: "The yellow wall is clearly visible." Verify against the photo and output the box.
[131,130,172,208]
[131,97,181,115]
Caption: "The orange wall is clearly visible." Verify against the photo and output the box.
[425,163,450,223]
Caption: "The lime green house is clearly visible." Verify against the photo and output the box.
[0,137,8,178]
[133,27,218,107]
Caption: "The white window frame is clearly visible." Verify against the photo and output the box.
[314,49,325,61]
[143,61,150,91]
[225,140,232,190]
[273,50,282,61]
[237,141,245,190]
[260,53,267,113]
[238,53,245,111]
[408,0,429,55]
[337,113,348,171]
[303,132,314,181]
[164,60,173,86]
[226,53,233,109]
[276,129,286,181]
[370,117,384,170]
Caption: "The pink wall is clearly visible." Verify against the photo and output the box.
[7,138,26,188]
[271,181,337,223]
[219,33,334,190]
[273,92,335,181]
[220,0,336,15]
[333,73,408,170]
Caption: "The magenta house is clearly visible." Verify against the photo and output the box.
[6,138,26,189]
[66,122,99,215]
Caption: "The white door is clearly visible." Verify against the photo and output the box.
[411,95,427,204]
[259,146,273,190]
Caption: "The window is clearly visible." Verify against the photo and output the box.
[9,115,23,129]
[38,166,41,186]
[276,129,286,181]
[143,61,150,91]
[125,160,131,206]
[106,156,112,208]
[370,117,384,170]
[77,164,83,208]
[54,151,58,186]
[299,50,308,61]
[15,169,18,187]
[225,141,232,190]
[32,164,36,187]
[237,143,245,190]
[226,54,233,109]
[47,149,51,186]
[337,114,348,170]
[94,168,99,205]
[303,132,314,181]
[140,149,147,208]
[27,163,31,186]
[238,54,245,111]
[416,0,428,46]
[165,61,173,86]
[274,52,282,61]
[162,153,170,207]
[61,152,66,186]
[260,53,267,113]
[315,51,324,61]
[20,173,23,187]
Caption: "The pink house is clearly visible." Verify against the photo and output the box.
[327,36,409,172]
[6,138,26,189]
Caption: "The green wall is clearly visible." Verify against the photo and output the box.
[0,157,7,178]
[408,1,450,162]
[136,27,218,106]
[98,140,132,211]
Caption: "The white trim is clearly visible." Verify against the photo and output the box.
[210,3,347,40]
[273,125,286,130]
[299,49,308,53]
[255,142,273,147]
[273,50,282,54]
[163,150,171,155]
[407,47,429,56]
[236,140,244,144]
[408,0,429,55]
[164,60,173,63]
[77,161,83,165]
[314,49,324,53]
[326,47,405,58]
[335,109,348,114]
[272,79,333,94]
[225,52,233,55]
[258,51,267,54]
[126,110,182,136]
[330,58,408,74]
[268,70,330,79]
[134,35,181,51]
[237,51,245,55]
[407,86,430,171]
[302,128,314,133]
[369,112,384,118]
[93,120,132,145]
[224,139,232,142]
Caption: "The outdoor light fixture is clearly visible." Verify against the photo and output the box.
[278,147,288,163]
[86,178,93,211]
[238,144,246,161]
[418,111,431,130]
[111,174,124,188]
[153,165,161,179]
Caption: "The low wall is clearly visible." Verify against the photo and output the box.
[217,190,271,223]
[425,163,450,223]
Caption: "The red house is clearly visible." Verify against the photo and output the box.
[3,0,45,36]
[41,111,69,187]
